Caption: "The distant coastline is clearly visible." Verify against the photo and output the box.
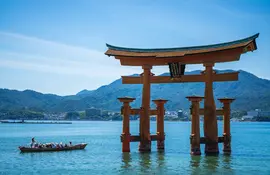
[1,108,270,122]
[0,120,72,124]
[1,118,270,123]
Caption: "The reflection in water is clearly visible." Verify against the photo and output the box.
[190,155,233,174]
[156,151,166,174]
[203,155,219,171]
[223,154,232,170]
[139,152,151,173]
[121,152,232,174]
[190,154,220,174]
[157,151,165,168]
[122,152,132,169]
[190,155,201,168]
[190,155,202,175]
[121,151,166,174]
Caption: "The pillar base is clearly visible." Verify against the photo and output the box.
[139,140,151,152]
[223,134,231,154]
[190,135,201,155]
[191,147,201,155]
[223,149,231,154]
[121,134,130,152]
[157,133,165,150]
[205,142,219,155]
[157,140,164,150]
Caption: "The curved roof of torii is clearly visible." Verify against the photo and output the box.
[105,33,259,65]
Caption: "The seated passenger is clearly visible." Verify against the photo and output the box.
[30,137,36,148]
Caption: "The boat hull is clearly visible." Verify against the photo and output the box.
[19,144,87,153]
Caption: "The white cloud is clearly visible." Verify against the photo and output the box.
[0,31,206,94]
[0,31,144,78]
[0,31,154,94]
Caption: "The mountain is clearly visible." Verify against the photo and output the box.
[0,89,62,112]
[76,89,94,96]
[1,70,270,112]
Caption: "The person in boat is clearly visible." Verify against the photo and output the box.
[59,142,64,148]
[69,141,72,146]
[31,137,36,148]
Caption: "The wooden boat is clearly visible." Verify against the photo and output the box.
[19,143,87,153]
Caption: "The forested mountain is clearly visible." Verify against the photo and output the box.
[1,70,270,112]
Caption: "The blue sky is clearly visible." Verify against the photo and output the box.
[0,0,269,95]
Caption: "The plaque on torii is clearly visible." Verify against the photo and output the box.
[105,33,259,154]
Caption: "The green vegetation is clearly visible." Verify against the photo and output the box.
[65,112,80,120]
[253,116,270,121]
[0,109,44,120]
[231,110,247,119]
[63,111,123,121]
[79,111,86,119]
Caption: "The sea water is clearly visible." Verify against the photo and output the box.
[0,121,270,174]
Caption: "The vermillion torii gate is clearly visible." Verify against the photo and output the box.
[105,33,259,154]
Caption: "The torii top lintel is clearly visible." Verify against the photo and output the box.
[105,33,259,66]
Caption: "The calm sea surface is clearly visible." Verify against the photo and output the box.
[0,121,270,175]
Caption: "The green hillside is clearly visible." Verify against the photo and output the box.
[1,70,270,112]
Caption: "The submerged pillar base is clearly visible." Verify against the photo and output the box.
[139,140,151,152]
[223,149,231,154]
[157,133,165,150]
[121,134,131,152]
[223,134,231,154]
[205,141,219,155]
[157,140,164,150]
[191,147,201,156]
[190,134,201,155]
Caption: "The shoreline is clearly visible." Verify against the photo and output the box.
[1,119,269,123]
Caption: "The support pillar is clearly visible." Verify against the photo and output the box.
[118,97,135,152]
[218,98,235,154]
[186,96,204,155]
[139,65,152,152]
[153,99,168,150]
[203,63,219,154]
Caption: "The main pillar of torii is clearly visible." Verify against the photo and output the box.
[203,63,219,154]
[139,65,152,152]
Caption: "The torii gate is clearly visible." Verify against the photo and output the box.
[105,33,259,155]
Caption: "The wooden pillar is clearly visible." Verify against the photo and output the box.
[153,99,168,150]
[218,98,235,154]
[203,63,219,154]
[139,65,152,152]
[186,96,204,155]
[118,97,135,152]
